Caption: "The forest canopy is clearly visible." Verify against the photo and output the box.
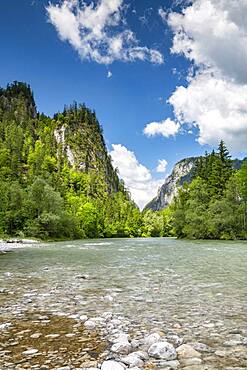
[0,82,247,241]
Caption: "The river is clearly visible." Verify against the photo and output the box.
[0,238,246,369]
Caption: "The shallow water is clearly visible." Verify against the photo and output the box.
[0,237,247,368]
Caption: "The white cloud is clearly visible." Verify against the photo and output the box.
[47,0,164,65]
[110,144,164,209]
[143,118,180,138]
[153,0,247,152]
[168,0,247,83]
[156,159,168,173]
[169,72,247,149]
[107,70,112,78]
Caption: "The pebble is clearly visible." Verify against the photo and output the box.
[101,360,126,370]
[111,340,131,355]
[148,341,177,360]
[0,322,12,330]
[80,315,88,323]
[84,320,96,330]
[121,353,144,367]
[30,333,42,339]
[176,344,201,359]
[144,333,161,347]
[22,348,39,355]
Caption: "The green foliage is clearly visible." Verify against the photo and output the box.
[2,82,244,242]
[172,142,247,240]
[0,81,145,240]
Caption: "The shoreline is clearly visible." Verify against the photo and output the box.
[0,239,39,253]
[1,309,246,369]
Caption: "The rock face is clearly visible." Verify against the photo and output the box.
[145,157,198,211]
[145,157,244,211]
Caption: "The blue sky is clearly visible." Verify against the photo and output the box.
[1,0,247,208]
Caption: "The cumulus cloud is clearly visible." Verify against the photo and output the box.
[143,118,180,138]
[168,0,247,83]
[110,144,164,209]
[152,0,247,152]
[156,159,168,173]
[169,72,247,149]
[47,0,164,65]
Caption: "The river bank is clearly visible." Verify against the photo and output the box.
[2,310,246,370]
[0,239,39,253]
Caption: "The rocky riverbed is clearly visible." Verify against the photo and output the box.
[0,238,246,369]
[1,308,246,369]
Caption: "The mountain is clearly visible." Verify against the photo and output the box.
[145,157,245,211]
[0,81,140,239]
[145,157,197,211]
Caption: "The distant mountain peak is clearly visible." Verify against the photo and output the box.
[144,156,244,211]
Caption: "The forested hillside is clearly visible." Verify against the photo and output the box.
[172,141,247,239]
[0,81,146,239]
[1,82,247,241]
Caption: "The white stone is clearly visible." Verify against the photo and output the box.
[148,341,177,360]
[0,322,12,330]
[22,348,39,355]
[111,340,131,355]
[110,319,122,327]
[101,360,126,370]
[45,333,60,338]
[132,351,149,360]
[166,334,183,347]
[176,344,201,359]
[121,353,144,367]
[84,320,96,330]
[30,333,42,339]
[79,315,88,323]
[144,333,161,347]
[112,333,130,343]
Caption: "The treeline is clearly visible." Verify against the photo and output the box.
[1,82,246,241]
[171,141,247,240]
[0,81,169,240]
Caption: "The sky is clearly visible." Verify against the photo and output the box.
[1,0,247,208]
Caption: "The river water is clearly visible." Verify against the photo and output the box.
[0,237,246,369]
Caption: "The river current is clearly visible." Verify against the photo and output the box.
[0,238,246,369]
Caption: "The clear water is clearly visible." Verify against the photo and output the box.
[0,237,247,368]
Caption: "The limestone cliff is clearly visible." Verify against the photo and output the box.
[145,157,198,211]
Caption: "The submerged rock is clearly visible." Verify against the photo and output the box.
[176,344,201,359]
[22,348,39,355]
[148,341,177,360]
